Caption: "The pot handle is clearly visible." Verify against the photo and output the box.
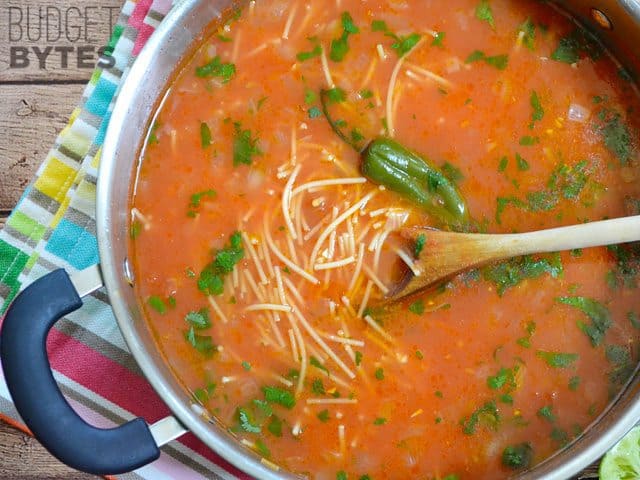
[0,268,160,475]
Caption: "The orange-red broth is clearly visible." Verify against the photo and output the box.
[131,0,640,478]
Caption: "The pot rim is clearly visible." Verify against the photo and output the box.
[97,1,640,479]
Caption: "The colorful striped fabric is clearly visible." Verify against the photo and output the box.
[0,1,247,478]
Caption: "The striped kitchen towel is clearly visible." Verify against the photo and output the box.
[0,1,247,479]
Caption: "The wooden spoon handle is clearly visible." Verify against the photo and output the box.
[490,214,640,257]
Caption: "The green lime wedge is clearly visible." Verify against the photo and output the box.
[600,425,640,479]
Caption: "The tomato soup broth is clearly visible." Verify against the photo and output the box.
[131,0,640,478]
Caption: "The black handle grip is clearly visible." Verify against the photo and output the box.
[0,269,160,475]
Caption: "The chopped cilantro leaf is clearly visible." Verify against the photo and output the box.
[371,20,388,32]
[409,300,425,315]
[606,344,631,365]
[495,196,526,224]
[485,54,509,70]
[461,400,499,435]
[551,36,580,64]
[297,44,322,62]
[530,90,544,124]
[391,33,422,57]
[569,376,581,391]
[374,368,384,380]
[498,156,508,172]
[198,231,244,296]
[519,136,539,146]
[372,19,423,58]
[242,361,252,371]
[310,356,328,373]
[308,106,322,119]
[355,351,363,366]
[607,243,640,289]
[256,96,268,111]
[312,378,326,395]
[148,296,167,314]
[500,394,513,404]
[373,417,387,425]
[431,31,446,47]
[304,88,317,105]
[337,472,348,480]
[551,29,601,64]
[185,308,211,329]
[233,122,261,166]
[415,350,424,360]
[527,190,556,211]
[551,427,569,446]
[192,382,216,403]
[327,87,347,103]
[317,409,330,422]
[537,405,555,422]
[606,344,634,386]
[341,11,359,33]
[516,153,530,170]
[184,327,216,356]
[195,56,236,82]
[487,367,515,390]
[263,386,296,409]
[351,129,365,143]
[267,415,283,437]
[255,439,270,458]
[189,189,217,209]
[484,255,562,296]
[518,18,536,50]
[130,221,142,239]
[200,122,212,148]
[502,443,533,470]
[414,234,426,257]
[536,350,578,368]
[465,50,486,63]
[629,311,640,329]
[330,12,360,62]
[237,407,261,433]
[516,337,531,348]
[475,0,495,28]
[148,121,160,145]
[597,110,633,164]
[556,296,611,347]
[465,50,508,70]
[359,89,373,99]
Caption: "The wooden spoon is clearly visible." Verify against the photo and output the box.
[390,215,640,300]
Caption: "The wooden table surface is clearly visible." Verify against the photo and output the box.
[0,1,606,478]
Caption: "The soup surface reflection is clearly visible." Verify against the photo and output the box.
[131,0,640,478]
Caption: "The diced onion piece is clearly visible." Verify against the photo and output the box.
[567,103,591,123]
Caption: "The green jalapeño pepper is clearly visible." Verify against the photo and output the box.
[320,88,470,228]
[361,138,469,227]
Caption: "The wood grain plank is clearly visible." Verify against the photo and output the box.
[0,421,98,479]
[0,0,121,82]
[0,83,84,211]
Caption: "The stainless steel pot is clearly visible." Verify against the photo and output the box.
[2,0,640,478]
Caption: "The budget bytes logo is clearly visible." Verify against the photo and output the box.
[6,5,119,71]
